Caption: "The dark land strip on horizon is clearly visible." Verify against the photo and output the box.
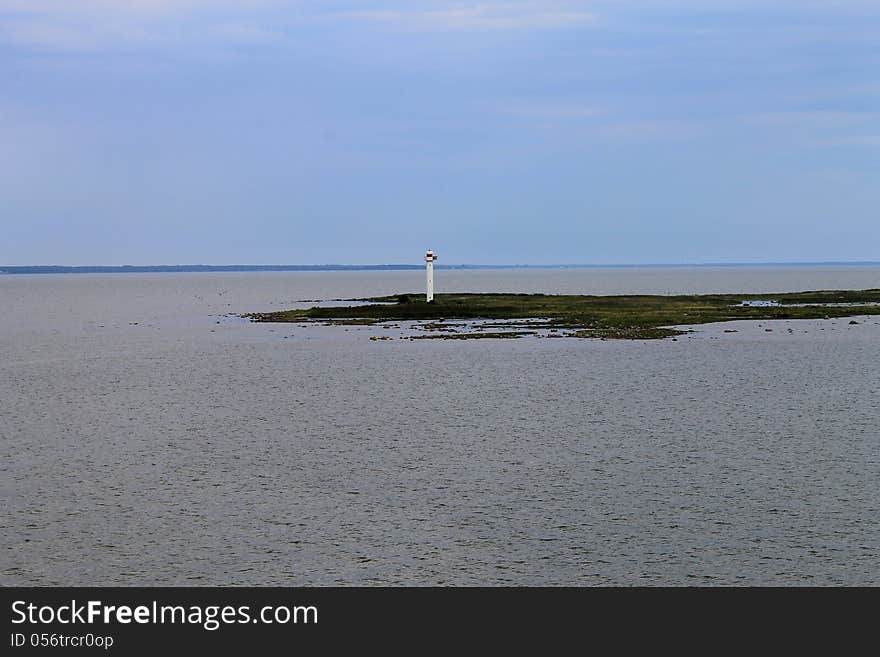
[2,262,880,275]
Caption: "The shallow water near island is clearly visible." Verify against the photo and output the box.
[2,266,879,585]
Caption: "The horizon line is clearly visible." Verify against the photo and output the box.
[2,260,880,274]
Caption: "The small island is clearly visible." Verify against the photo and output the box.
[246,289,880,339]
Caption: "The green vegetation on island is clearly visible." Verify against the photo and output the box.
[246,289,880,340]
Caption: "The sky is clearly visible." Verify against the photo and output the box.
[1,1,878,266]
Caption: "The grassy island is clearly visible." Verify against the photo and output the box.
[246,289,880,339]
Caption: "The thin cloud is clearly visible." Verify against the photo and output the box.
[330,3,597,31]
[0,1,290,51]
[743,110,878,127]
[594,120,706,141]
[816,135,880,147]
[0,1,278,16]
[0,1,599,53]
[495,101,606,120]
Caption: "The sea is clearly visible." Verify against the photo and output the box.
[2,265,878,585]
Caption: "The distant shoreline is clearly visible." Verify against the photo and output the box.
[2,262,879,275]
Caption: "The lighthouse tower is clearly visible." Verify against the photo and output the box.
[425,249,437,302]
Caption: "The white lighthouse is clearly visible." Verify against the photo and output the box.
[425,249,437,302]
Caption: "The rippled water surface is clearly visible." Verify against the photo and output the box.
[2,267,879,585]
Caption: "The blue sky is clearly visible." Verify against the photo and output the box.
[1,1,878,265]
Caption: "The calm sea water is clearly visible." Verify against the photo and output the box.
[2,267,878,585]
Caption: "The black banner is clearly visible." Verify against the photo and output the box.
[1,587,873,652]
